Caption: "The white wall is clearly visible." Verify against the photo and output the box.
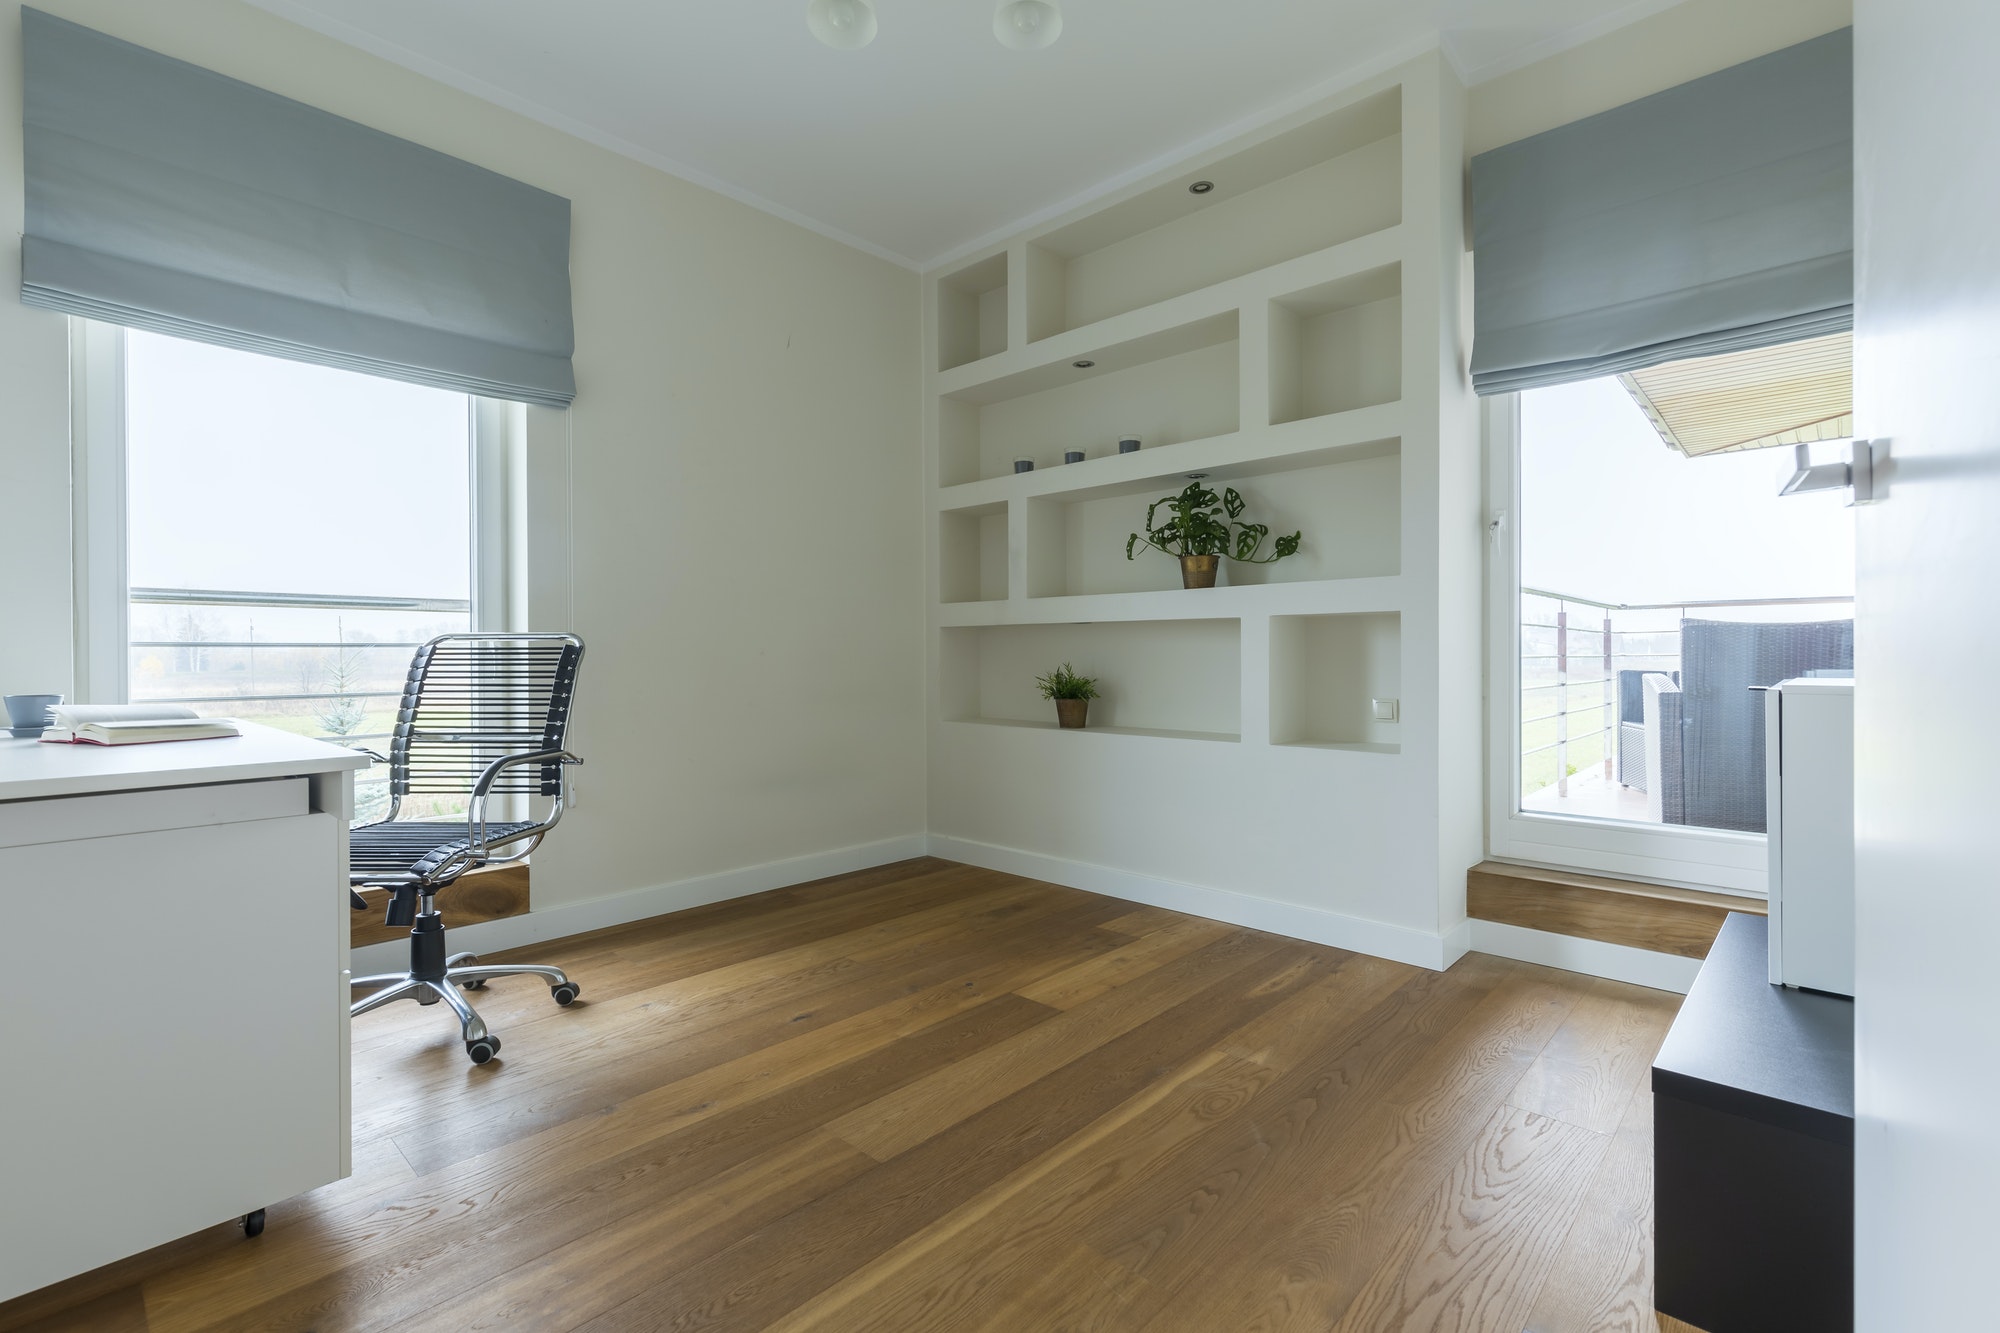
[0,1,925,913]
[1851,0,2000,1326]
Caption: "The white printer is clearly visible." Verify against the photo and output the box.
[1763,676,1855,995]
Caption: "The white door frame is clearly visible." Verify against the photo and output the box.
[1483,393,1768,895]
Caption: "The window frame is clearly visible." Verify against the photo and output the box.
[1483,392,1771,896]
[71,320,530,706]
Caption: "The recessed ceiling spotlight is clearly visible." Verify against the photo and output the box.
[994,0,1063,50]
[807,0,877,50]
[1073,359,1095,369]
[1186,472,1210,480]
[1188,180,1215,195]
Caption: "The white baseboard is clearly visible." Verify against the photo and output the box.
[350,830,1696,993]
[1439,918,1473,969]
[350,834,929,976]
[927,834,1464,971]
[1468,919,1701,994]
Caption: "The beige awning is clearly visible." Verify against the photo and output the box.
[1618,331,1852,457]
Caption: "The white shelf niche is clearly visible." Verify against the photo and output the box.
[940,618,1241,741]
[1269,264,1402,426]
[937,311,1238,487]
[939,501,1008,605]
[938,252,1009,372]
[1023,89,1401,340]
[1271,611,1402,751]
[1024,441,1401,598]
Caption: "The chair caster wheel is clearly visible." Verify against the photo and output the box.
[459,977,488,991]
[242,1208,266,1238]
[454,955,487,988]
[466,1035,501,1064]
[551,982,580,1006]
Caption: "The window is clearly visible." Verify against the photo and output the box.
[75,325,523,822]
[1487,351,1856,893]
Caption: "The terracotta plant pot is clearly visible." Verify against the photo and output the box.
[1179,554,1220,589]
[1055,698,1089,729]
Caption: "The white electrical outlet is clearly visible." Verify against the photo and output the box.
[1371,698,1399,722]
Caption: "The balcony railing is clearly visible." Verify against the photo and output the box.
[128,587,473,820]
[1520,587,1854,802]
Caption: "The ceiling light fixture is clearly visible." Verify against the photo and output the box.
[1073,359,1095,369]
[1188,180,1215,195]
[807,0,877,50]
[993,0,1063,50]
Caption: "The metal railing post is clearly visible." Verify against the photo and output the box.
[1556,606,1569,798]
[1602,610,1614,780]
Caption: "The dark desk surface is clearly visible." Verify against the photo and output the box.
[1652,912,1854,1143]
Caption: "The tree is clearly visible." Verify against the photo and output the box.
[173,610,218,673]
[314,618,368,738]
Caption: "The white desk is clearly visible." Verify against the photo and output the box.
[0,725,370,1303]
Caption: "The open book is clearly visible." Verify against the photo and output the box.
[40,704,242,746]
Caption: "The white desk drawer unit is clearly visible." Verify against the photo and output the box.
[0,729,368,1304]
[0,775,307,848]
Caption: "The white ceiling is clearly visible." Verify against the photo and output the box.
[245,0,1684,269]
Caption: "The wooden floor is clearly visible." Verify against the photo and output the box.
[2,858,1701,1333]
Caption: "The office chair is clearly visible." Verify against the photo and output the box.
[347,632,585,1064]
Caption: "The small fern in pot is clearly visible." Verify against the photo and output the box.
[1036,662,1099,729]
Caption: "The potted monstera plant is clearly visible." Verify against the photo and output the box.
[1125,480,1301,588]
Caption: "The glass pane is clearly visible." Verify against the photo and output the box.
[1521,685,1562,723]
[1515,370,1854,833]
[1521,592,1564,626]
[125,331,470,600]
[122,334,475,825]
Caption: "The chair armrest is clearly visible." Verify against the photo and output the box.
[466,748,583,856]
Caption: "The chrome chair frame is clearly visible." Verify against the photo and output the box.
[347,632,585,1063]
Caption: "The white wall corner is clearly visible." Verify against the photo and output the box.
[1439,916,1473,968]
[351,833,929,975]
[929,834,1467,972]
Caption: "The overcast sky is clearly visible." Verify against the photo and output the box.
[125,330,472,600]
[1520,375,1856,607]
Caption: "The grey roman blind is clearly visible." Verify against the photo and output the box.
[1468,28,1852,397]
[20,9,576,407]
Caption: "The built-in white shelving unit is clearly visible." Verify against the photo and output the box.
[942,618,1241,740]
[937,252,1008,371]
[1271,611,1404,751]
[924,54,1482,968]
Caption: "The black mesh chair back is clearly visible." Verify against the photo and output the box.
[387,633,584,814]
